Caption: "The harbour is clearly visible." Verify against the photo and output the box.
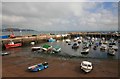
[1,1,119,78]
[1,31,119,77]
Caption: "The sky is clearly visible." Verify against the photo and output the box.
[2,1,119,31]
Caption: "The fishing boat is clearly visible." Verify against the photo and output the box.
[42,44,52,52]
[5,41,22,49]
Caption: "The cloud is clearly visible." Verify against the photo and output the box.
[2,0,119,2]
[2,2,118,31]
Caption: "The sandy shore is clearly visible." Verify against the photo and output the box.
[2,55,119,77]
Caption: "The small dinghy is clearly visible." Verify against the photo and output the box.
[31,47,42,51]
[108,48,116,56]
[1,52,10,56]
[81,48,90,55]
[72,43,79,49]
[52,46,61,53]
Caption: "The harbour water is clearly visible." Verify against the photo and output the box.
[2,40,119,60]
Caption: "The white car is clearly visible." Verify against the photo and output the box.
[80,61,93,73]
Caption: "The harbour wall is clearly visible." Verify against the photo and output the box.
[1,32,119,50]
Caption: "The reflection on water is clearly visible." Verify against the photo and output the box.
[2,40,119,60]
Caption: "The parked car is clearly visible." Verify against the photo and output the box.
[28,62,48,72]
[80,61,93,73]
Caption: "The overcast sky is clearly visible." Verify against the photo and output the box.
[2,2,118,31]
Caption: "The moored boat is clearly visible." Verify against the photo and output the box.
[31,47,42,51]
[112,45,118,51]
[72,43,79,49]
[100,44,108,50]
[5,41,22,49]
[107,48,116,56]
[47,38,56,42]
[81,48,90,54]
[65,39,71,43]
[52,46,61,53]
[42,44,52,52]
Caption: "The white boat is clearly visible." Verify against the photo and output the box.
[31,41,35,45]
[65,39,71,43]
[108,48,116,56]
[112,45,118,51]
[102,41,108,44]
[74,37,80,41]
[80,61,93,73]
[73,38,78,42]
[100,44,108,50]
[31,47,42,51]
[81,48,90,54]
[1,52,10,56]
[78,39,82,43]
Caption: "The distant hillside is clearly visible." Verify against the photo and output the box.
[2,28,35,32]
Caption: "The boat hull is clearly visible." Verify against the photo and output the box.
[5,43,22,49]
